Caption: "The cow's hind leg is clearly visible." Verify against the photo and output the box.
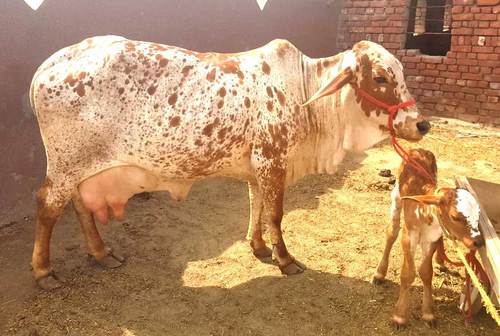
[373,182,402,284]
[246,180,272,258]
[32,178,70,290]
[72,193,124,268]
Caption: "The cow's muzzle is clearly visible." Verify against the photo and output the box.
[416,120,431,135]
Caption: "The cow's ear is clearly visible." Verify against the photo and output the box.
[302,51,356,106]
[401,195,443,205]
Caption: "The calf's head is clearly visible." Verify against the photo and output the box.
[402,188,485,250]
[304,41,430,143]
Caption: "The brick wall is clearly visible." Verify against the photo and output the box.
[337,0,500,125]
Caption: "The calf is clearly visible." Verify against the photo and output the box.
[373,148,484,327]
[30,36,430,289]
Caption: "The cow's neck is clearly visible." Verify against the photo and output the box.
[303,52,388,151]
[286,53,349,183]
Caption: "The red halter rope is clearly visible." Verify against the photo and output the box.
[349,83,436,185]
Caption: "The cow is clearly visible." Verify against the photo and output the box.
[372,148,484,327]
[30,36,430,289]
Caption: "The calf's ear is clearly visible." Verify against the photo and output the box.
[302,50,356,106]
[401,195,443,205]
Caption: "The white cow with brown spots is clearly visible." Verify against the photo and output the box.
[373,148,484,328]
[30,36,430,289]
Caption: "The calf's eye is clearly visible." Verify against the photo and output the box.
[374,76,388,84]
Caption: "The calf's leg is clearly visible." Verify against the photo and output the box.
[392,228,417,327]
[246,180,272,258]
[373,183,402,284]
[72,193,124,268]
[419,240,438,327]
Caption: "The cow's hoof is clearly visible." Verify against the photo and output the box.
[391,315,408,330]
[279,259,306,275]
[36,272,62,290]
[252,246,273,259]
[90,251,125,269]
[422,314,437,328]
[372,272,385,285]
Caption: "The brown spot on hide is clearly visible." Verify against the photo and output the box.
[64,74,78,87]
[267,101,273,111]
[244,97,251,108]
[49,75,55,81]
[169,116,181,127]
[168,92,178,105]
[125,41,136,52]
[217,100,224,109]
[78,72,87,80]
[147,85,157,95]
[74,82,85,97]
[232,90,237,96]
[220,60,244,80]
[202,118,220,137]
[118,87,124,95]
[206,68,216,82]
[266,87,273,98]
[182,65,194,77]
[218,87,226,97]
[276,89,286,106]
[217,128,227,142]
[195,139,202,146]
[262,61,271,75]
[317,62,323,77]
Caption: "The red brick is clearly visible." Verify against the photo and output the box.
[452,45,472,52]
[477,95,488,102]
[462,73,483,80]
[441,85,461,92]
[426,63,437,69]
[475,13,497,20]
[488,95,499,103]
[352,1,370,7]
[458,65,469,72]
[453,28,474,35]
[479,21,491,28]
[480,6,493,13]
[471,46,495,53]
[437,64,447,70]
[463,87,483,94]
[452,6,464,14]
[422,55,443,64]
[457,59,479,65]
[481,102,500,110]
[448,65,459,71]
[422,69,440,76]
[444,58,457,65]
[441,71,461,79]
[477,81,490,88]
[474,28,498,36]
[454,13,474,20]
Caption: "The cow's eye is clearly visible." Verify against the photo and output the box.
[374,76,388,84]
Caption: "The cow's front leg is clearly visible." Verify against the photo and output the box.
[392,228,417,328]
[419,240,438,327]
[256,164,304,275]
[247,181,272,258]
[32,178,69,290]
[72,193,124,268]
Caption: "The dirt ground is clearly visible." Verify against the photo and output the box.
[1,118,499,336]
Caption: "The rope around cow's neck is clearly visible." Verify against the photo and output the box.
[349,83,436,185]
